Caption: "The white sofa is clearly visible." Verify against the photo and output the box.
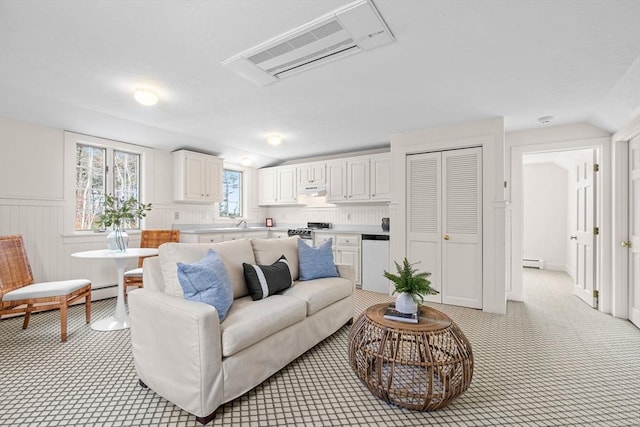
[128,237,354,424]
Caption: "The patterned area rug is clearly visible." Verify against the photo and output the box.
[1,269,639,426]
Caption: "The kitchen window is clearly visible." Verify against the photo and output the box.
[75,143,141,230]
[219,169,243,218]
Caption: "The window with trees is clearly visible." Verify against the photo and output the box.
[219,169,243,218]
[75,144,141,230]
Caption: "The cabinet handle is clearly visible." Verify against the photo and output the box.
[344,196,347,199]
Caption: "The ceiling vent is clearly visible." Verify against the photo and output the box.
[222,0,393,85]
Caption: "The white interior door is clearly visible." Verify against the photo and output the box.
[442,148,483,308]
[406,148,482,308]
[407,152,442,303]
[629,137,640,328]
[573,149,598,308]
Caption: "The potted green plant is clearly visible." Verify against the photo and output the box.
[96,194,152,252]
[383,258,438,314]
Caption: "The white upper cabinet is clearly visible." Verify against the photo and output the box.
[259,152,391,205]
[326,157,370,202]
[258,166,298,205]
[370,153,392,201]
[326,161,348,202]
[258,168,278,205]
[297,162,326,187]
[277,166,298,203]
[173,150,222,203]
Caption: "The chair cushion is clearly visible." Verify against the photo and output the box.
[159,240,256,299]
[177,249,234,322]
[221,295,306,357]
[243,255,293,301]
[297,238,338,281]
[280,276,353,316]
[2,279,90,302]
[250,236,300,280]
[124,267,143,277]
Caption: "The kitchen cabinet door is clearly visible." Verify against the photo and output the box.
[370,154,392,201]
[258,168,278,205]
[347,158,370,201]
[326,161,348,202]
[173,150,223,203]
[298,162,326,187]
[278,167,298,203]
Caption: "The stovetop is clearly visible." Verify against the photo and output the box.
[287,222,332,237]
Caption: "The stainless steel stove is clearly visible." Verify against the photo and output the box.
[287,222,331,239]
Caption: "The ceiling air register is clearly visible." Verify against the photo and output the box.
[222,0,393,85]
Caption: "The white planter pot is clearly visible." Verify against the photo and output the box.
[395,292,418,314]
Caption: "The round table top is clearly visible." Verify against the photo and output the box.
[365,303,452,332]
[71,248,158,259]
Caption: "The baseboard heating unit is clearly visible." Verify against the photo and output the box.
[522,258,545,269]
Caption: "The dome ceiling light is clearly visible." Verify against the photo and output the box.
[134,88,159,106]
[267,134,283,146]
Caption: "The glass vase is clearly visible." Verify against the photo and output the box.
[107,227,129,252]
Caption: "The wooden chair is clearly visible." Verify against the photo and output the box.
[0,234,91,342]
[123,229,180,299]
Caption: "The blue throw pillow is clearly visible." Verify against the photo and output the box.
[297,238,339,281]
[177,249,233,322]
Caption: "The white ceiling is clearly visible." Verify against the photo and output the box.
[1,0,639,167]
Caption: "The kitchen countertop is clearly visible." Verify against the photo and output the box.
[176,224,388,236]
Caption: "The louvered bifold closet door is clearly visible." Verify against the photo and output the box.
[442,148,483,308]
[407,152,443,303]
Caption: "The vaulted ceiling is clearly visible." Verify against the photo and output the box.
[1,0,638,167]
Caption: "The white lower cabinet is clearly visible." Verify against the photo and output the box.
[269,230,290,239]
[181,233,225,243]
[181,230,269,243]
[313,233,361,286]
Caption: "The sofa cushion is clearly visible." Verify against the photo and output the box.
[251,236,300,280]
[297,238,338,281]
[159,240,256,299]
[177,249,234,322]
[243,255,293,301]
[221,295,306,357]
[280,276,353,316]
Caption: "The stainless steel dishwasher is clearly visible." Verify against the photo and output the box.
[361,234,390,294]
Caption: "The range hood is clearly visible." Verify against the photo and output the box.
[297,185,327,196]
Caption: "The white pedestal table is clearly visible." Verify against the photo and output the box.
[71,248,158,331]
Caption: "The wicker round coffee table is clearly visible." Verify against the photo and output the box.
[348,303,473,411]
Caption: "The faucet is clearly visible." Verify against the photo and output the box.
[235,218,247,228]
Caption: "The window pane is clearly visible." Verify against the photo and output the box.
[75,144,105,230]
[113,150,141,229]
[220,169,242,217]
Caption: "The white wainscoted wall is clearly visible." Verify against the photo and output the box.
[0,117,264,296]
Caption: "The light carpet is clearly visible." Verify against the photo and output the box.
[1,269,639,426]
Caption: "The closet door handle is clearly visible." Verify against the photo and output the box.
[443,235,450,241]
[570,235,578,240]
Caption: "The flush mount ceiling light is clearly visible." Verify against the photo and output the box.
[240,157,252,166]
[538,115,554,124]
[267,134,283,146]
[134,88,158,106]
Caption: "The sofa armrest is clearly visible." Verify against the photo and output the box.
[336,263,354,289]
[142,256,164,292]
[129,289,224,417]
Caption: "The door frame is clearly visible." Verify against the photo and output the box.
[612,116,640,319]
[390,117,506,314]
[509,138,611,312]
